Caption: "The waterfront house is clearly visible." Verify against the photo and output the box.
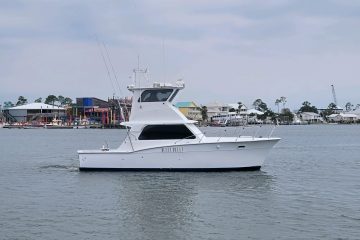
[346,109,360,119]
[206,102,231,119]
[245,109,264,124]
[4,103,65,123]
[327,113,358,123]
[174,101,201,120]
[246,109,264,115]
[227,103,248,115]
[299,112,324,123]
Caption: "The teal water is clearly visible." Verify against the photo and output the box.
[0,125,359,239]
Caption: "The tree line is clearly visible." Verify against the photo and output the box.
[198,97,360,123]
[2,95,73,109]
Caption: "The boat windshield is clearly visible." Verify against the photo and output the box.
[138,124,195,140]
[139,89,173,102]
[168,89,179,102]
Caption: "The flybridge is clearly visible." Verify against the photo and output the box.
[126,80,189,123]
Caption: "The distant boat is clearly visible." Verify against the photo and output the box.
[23,125,44,129]
[45,117,72,129]
[3,123,24,129]
[211,112,244,126]
[72,117,90,129]
[78,78,280,171]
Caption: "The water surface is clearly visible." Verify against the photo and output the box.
[0,125,359,239]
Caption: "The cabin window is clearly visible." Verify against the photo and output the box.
[138,124,195,140]
[139,89,173,102]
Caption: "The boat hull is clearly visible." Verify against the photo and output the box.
[78,139,279,171]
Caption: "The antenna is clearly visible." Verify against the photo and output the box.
[95,35,115,96]
[102,42,130,119]
[133,55,147,88]
[95,36,131,121]
[137,54,140,70]
[331,84,338,106]
[103,42,124,97]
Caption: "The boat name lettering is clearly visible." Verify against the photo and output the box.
[162,147,184,153]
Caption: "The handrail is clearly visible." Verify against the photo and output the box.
[125,128,135,151]
[199,132,206,143]
[254,124,262,138]
[268,124,277,138]
[217,129,227,142]
[235,127,246,142]
[174,132,205,144]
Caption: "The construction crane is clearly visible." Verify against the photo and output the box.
[331,84,338,107]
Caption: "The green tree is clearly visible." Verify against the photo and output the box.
[253,99,261,110]
[253,99,268,112]
[201,106,208,122]
[237,102,244,113]
[252,99,275,121]
[16,96,27,106]
[58,95,65,106]
[298,101,318,113]
[3,101,14,109]
[322,103,337,118]
[45,95,58,106]
[63,97,73,105]
[258,109,275,121]
[34,97,42,103]
[229,108,236,112]
[280,108,294,122]
[345,102,353,111]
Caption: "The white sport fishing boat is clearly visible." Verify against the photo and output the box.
[78,80,280,171]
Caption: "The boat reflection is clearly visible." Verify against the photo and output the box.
[77,171,274,239]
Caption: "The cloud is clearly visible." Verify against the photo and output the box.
[1,0,360,109]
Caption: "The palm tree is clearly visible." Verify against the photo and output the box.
[275,99,281,113]
[280,96,287,110]
[237,102,243,113]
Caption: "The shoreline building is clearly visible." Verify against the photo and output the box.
[108,97,132,123]
[299,112,324,123]
[3,103,65,123]
[73,97,132,125]
[327,113,359,123]
[73,97,111,124]
[174,101,201,120]
[206,102,231,119]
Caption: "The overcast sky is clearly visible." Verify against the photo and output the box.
[1,0,360,110]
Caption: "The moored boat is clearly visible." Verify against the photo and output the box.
[78,78,280,171]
